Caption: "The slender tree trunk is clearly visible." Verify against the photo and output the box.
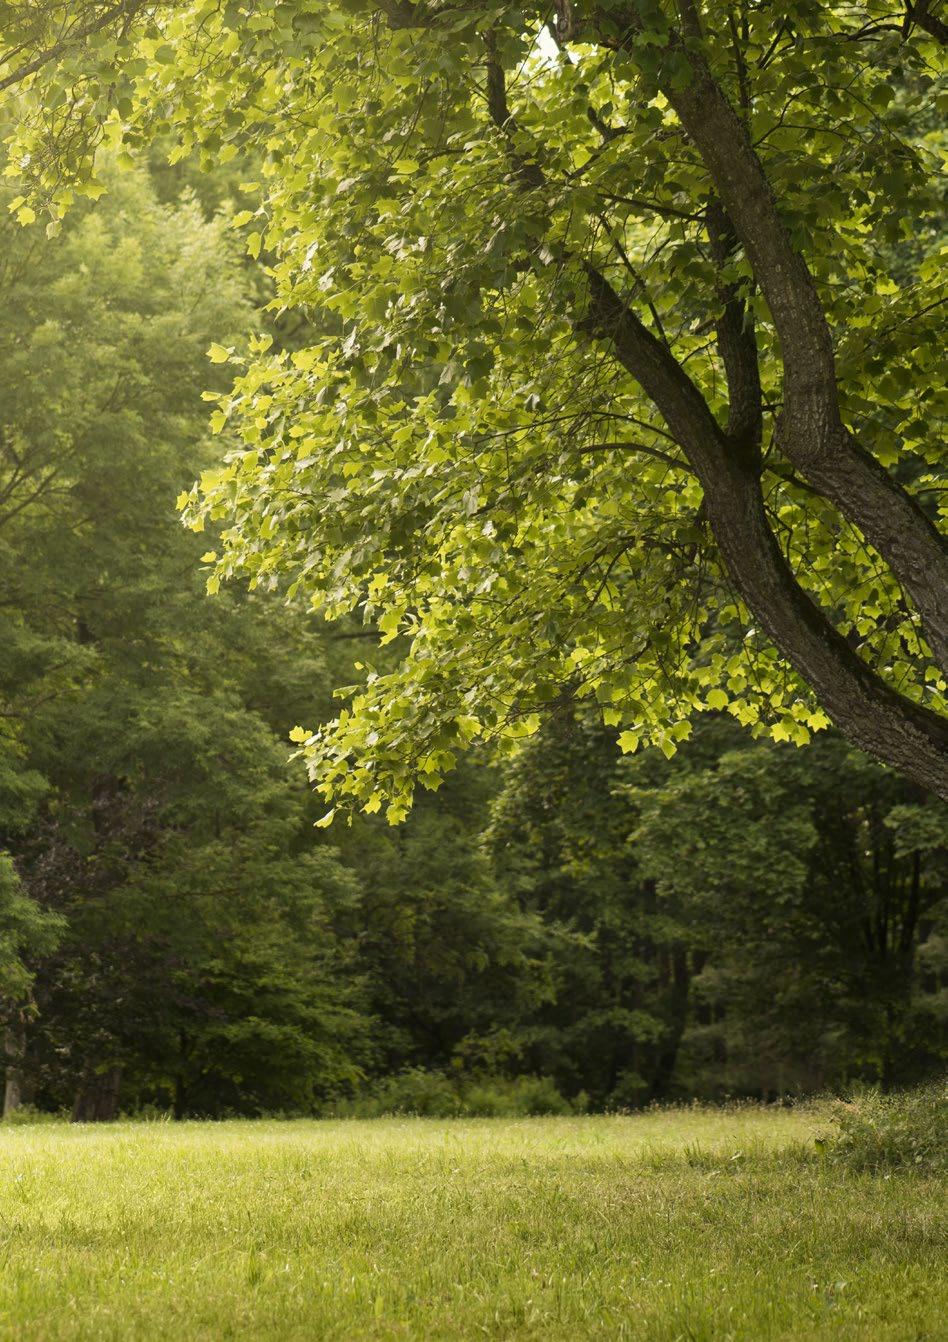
[3,1018,26,1118]
[173,1029,193,1120]
[650,944,690,1100]
[881,1003,896,1094]
[173,1067,187,1121]
[71,1063,123,1122]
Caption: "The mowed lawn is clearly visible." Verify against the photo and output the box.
[0,1109,943,1341]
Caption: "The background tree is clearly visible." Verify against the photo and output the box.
[0,854,63,1116]
[331,764,560,1079]
[629,727,948,1094]
[487,717,690,1106]
[0,163,372,1117]
[490,714,947,1102]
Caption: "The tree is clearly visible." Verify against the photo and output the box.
[490,713,946,1100]
[3,1,945,806]
[3,2,946,1115]
[23,704,369,1118]
[628,727,948,1093]
[0,161,374,1118]
[0,854,63,1115]
[331,763,559,1079]
[1,665,62,1118]
[487,716,692,1106]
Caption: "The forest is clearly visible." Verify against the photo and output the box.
[0,5,945,1340]
[1,143,944,1119]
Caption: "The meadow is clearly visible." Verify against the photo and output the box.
[0,1107,943,1341]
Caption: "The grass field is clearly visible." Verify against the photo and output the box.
[0,1108,943,1341]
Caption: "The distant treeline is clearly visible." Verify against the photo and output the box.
[1,164,945,1120]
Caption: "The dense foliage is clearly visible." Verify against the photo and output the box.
[0,167,370,1116]
[0,154,940,1112]
[0,7,945,1117]
[5,1,946,802]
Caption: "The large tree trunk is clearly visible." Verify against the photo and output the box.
[483,25,948,798]
[701,459,948,794]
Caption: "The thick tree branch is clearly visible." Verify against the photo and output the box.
[484,28,545,190]
[580,265,948,799]
[622,18,948,673]
[706,198,762,461]
[907,0,948,43]
[378,5,948,795]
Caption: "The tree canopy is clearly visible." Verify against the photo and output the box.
[3,2,947,810]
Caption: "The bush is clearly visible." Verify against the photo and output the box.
[821,1083,947,1174]
[461,1075,573,1117]
[0,1104,66,1126]
[351,1068,463,1118]
[336,1070,575,1118]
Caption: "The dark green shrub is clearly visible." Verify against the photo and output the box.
[335,1070,575,1118]
[354,1068,463,1118]
[461,1075,572,1117]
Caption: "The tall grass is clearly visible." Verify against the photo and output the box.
[0,1106,943,1340]
[821,1083,947,1174]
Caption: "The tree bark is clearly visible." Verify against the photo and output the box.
[706,199,762,457]
[701,455,948,797]
[582,264,948,798]
[653,34,948,673]
[3,1018,26,1118]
